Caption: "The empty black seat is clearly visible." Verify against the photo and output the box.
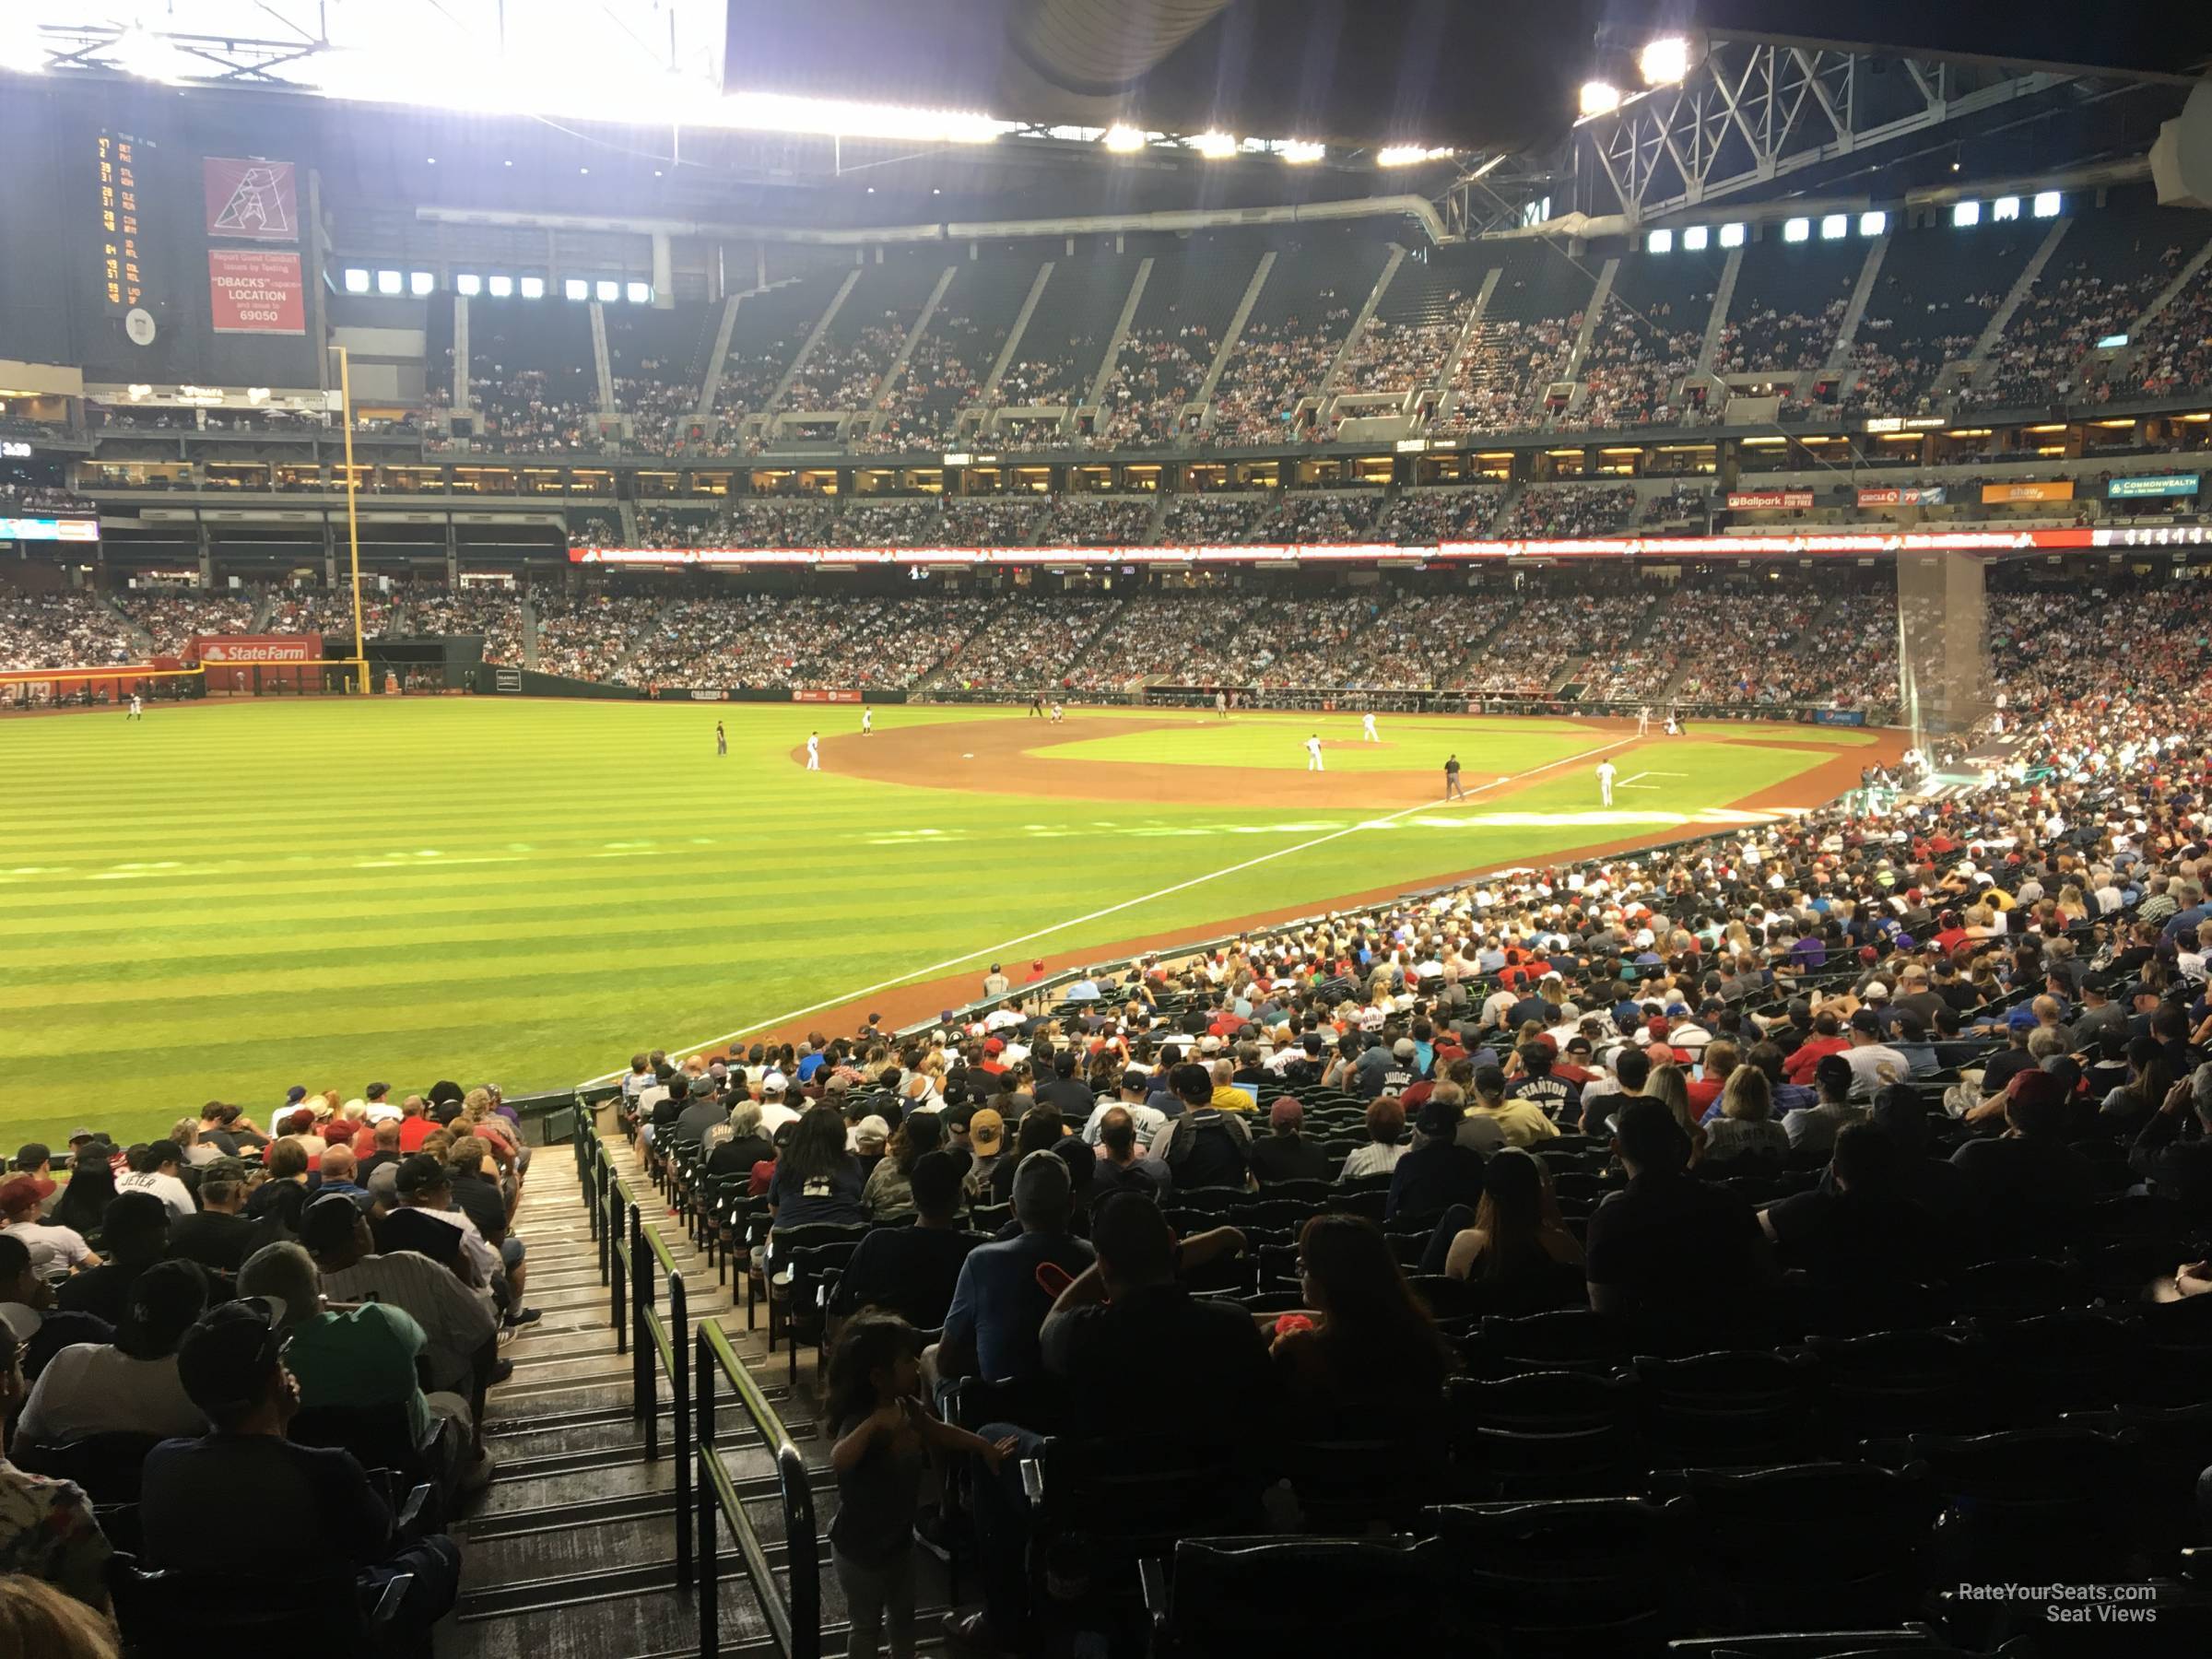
[1147,1535,1440,1659]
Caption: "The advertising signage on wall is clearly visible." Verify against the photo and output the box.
[202,158,300,242]
[2108,474,2202,500]
[0,518,100,543]
[1979,479,2076,504]
[207,251,307,335]
[1725,489,1814,510]
[1856,486,1947,507]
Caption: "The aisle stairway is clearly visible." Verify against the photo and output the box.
[442,1115,951,1658]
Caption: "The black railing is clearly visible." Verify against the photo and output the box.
[696,1320,819,1659]
[575,1118,817,1658]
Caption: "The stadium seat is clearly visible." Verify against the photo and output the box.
[1428,1496,1691,1653]
[1144,1535,1441,1659]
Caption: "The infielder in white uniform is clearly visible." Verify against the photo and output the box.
[1360,712,1379,743]
[1636,706,1650,736]
[806,732,820,771]
[127,693,144,720]
[862,706,874,736]
[1304,734,1324,772]
[1596,759,1618,806]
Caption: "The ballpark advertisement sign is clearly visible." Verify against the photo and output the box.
[2107,474,2201,500]
[189,635,318,665]
[1856,486,1947,507]
[203,158,299,241]
[1726,489,1814,511]
[207,251,305,335]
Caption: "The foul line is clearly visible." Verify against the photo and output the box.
[578,735,1638,1082]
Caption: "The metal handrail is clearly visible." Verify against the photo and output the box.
[695,1319,819,1659]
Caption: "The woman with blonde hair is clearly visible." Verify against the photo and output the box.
[1642,1063,1706,1163]
[0,1576,116,1659]
[1700,1065,1789,1169]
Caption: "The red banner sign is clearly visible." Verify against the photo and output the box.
[203,157,299,241]
[792,688,864,703]
[1725,489,1815,511]
[1857,486,1946,507]
[189,634,318,665]
[208,251,305,335]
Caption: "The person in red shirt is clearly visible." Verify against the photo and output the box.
[1687,1039,1735,1118]
[978,1038,1008,1077]
[396,1096,436,1153]
[1781,1013,1850,1085]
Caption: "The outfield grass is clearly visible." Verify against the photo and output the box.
[0,699,1858,1147]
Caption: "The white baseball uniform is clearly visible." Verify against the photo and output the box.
[806,734,820,771]
[1597,759,1618,806]
[1305,736,1324,772]
[1361,713,1379,742]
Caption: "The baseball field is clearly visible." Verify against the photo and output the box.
[0,698,1893,1147]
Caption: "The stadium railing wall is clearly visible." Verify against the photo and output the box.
[0,664,203,708]
[919,685,1889,725]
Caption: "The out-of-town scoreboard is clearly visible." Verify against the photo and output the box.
[94,129,149,314]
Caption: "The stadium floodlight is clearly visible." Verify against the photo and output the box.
[519,276,546,300]
[2033,191,2062,218]
[112,25,190,84]
[1579,79,1622,118]
[1820,214,1848,240]
[1647,229,1674,254]
[0,15,44,74]
[1952,200,1981,227]
[408,272,434,297]
[625,281,652,304]
[593,279,619,303]
[487,276,512,298]
[1718,222,1746,248]
[1993,195,2021,221]
[1783,217,1810,242]
[1682,225,1709,251]
[1638,36,1692,86]
[342,268,371,295]
[1192,131,1240,159]
[455,274,482,297]
[375,270,403,296]
[1101,124,1147,153]
[1859,211,1887,237]
[1376,146,1453,167]
[1276,141,1325,165]
[563,278,589,301]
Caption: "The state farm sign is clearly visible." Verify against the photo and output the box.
[190,634,318,664]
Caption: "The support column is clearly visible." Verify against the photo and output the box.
[196,518,214,586]
[445,519,460,588]
[323,518,338,587]
[651,231,674,309]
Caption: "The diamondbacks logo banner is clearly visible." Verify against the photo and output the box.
[203,158,299,242]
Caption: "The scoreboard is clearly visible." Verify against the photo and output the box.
[94,129,150,314]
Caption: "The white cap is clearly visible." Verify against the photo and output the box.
[762,1071,789,1095]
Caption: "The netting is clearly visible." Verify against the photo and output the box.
[1895,551,1993,748]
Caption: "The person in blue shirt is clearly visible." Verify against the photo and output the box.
[935,1155,1093,1383]
[796,1041,829,1086]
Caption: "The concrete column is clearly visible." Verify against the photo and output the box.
[652,231,674,309]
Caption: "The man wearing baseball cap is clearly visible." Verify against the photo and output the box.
[141,1300,463,1633]
[11,1146,59,1218]
[961,1109,1008,1203]
[0,1174,98,1275]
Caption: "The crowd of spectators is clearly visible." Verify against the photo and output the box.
[1332,311,1465,394]
[266,587,394,640]
[1562,306,1703,431]
[1959,266,2173,411]
[1159,495,1273,544]
[945,497,1046,547]
[409,587,528,665]
[535,594,665,680]
[469,371,601,455]
[1640,577,1822,707]
[1715,299,1844,377]
[1273,494,1380,543]
[0,483,96,515]
[827,500,950,548]
[853,320,989,454]
[1430,317,1578,438]
[1374,488,1503,544]
[0,1083,543,1644]
[1209,312,1351,444]
[2133,277,2212,403]
[1455,590,1653,697]
[636,500,832,549]
[931,595,1121,691]
[111,590,258,653]
[1500,483,1641,539]
[783,326,907,413]
[0,587,131,670]
[1036,498,1154,547]
[1089,327,1213,449]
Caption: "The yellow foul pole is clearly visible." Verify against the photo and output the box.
[336,345,367,692]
